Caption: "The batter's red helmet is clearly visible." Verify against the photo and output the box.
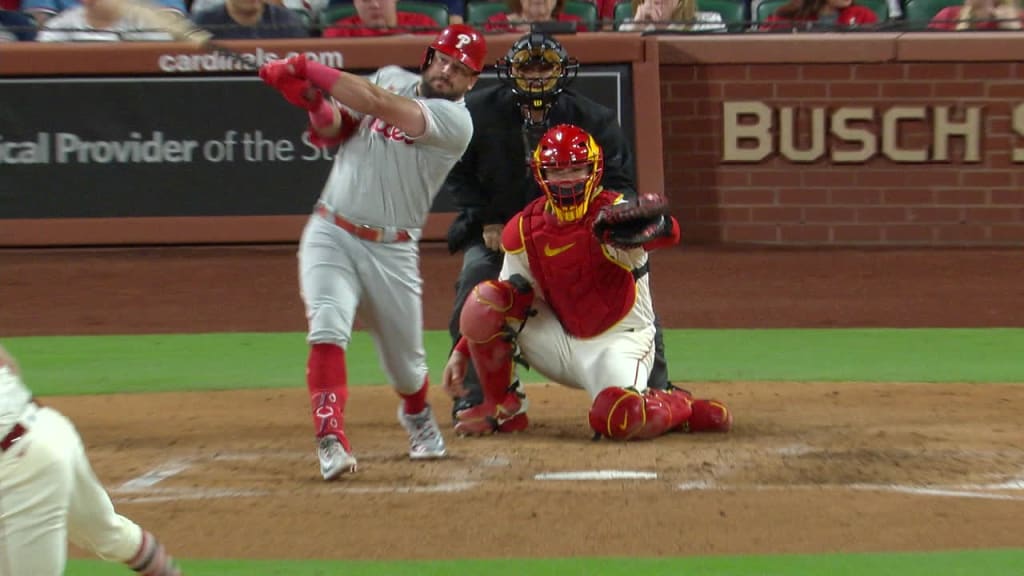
[532,124,605,223]
[423,24,487,74]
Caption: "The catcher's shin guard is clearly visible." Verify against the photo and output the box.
[588,386,693,441]
[455,278,534,435]
[644,388,694,434]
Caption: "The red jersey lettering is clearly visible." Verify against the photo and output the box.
[370,118,414,144]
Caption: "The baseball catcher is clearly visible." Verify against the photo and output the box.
[443,32,676,426]
[442,124,732,440]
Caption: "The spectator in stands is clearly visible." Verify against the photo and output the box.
[596,0,617,27]
[322,0,440,36]
[761,0,878,29]
[0,8,37,39]
[190,0,328,33]
[37,0,180,40]
[484,0,588,32]
[24,0,186,26]
[928,0,1022,29]
[0,16,16,41]
[193,0,309,37]
[436,0,466,23]
[618,0,725,30]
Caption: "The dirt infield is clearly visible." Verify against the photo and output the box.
[2,245,1024,560]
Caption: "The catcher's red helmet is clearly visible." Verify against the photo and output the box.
[423,24,486,74]
[531,124,605,223]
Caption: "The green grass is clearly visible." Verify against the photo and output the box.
[4,328,1023,396]
[65,549,1024,576]
[7,330,1023,575]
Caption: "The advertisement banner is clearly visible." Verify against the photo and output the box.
[0,66,633,219]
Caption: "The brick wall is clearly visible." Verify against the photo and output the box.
[660,58,1024,246]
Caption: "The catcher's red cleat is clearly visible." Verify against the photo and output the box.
[684,399,732,433]
[496,412,529,433]
[454,391,528,436]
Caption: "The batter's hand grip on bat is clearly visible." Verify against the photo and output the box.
[260,60,323,112]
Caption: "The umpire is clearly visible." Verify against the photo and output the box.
[443,31,672,420]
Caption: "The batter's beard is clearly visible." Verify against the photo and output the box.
[419,76,461,101]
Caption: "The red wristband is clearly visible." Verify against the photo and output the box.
[454,336,470,356]
[305,61,342,93]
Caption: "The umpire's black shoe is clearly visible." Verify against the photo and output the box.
[450,379,525,422]
[451,395,478,422]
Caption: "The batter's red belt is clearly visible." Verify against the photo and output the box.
[315,203,412,243]
[1,399,38,453]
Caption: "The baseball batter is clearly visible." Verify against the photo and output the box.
[0,344,182,576]
[257,24,486,480]
[443,125,732,440]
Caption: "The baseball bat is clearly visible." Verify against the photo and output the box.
[109,0,257,70]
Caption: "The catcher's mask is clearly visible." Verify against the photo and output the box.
[531,124,604,223]
[496,33,579,127]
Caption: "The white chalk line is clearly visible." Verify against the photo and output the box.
[116,458,196,491]
[112,451,480,503]
[112,450,1024,504]
[116,488,266,503]
[535,470,658,481]
[115,481,480,503]
[674,481,1024,501]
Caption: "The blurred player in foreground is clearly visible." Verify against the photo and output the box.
[0,343,183,576]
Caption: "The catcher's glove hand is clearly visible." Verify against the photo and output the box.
[592,193,670,249]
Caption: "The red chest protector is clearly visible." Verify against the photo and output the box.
[515,191,638,338]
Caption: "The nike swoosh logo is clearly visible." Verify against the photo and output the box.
[618,413,629,431]
[543,242,576,257]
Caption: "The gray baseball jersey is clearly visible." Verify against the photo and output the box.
[299,65,474,398]
[318,65,474,231]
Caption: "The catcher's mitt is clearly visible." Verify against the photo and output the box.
[592,193,670,249]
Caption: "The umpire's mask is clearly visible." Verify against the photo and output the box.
[496,32,579,128]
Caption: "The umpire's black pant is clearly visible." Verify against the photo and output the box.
[448,241,671,416]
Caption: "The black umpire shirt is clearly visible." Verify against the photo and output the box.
[443,83,637,253]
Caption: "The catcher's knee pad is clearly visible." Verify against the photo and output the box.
[589,386,694,441]
[588,387,648,440]
[459,278,534,403]
[458,277,535,345]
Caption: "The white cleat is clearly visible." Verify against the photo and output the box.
[398,404,447,460]
[318,436,357,480]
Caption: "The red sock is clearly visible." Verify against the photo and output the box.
[307,343,349,449]
[399,376,429,416]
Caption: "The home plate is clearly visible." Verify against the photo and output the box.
[534,470,658,481]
